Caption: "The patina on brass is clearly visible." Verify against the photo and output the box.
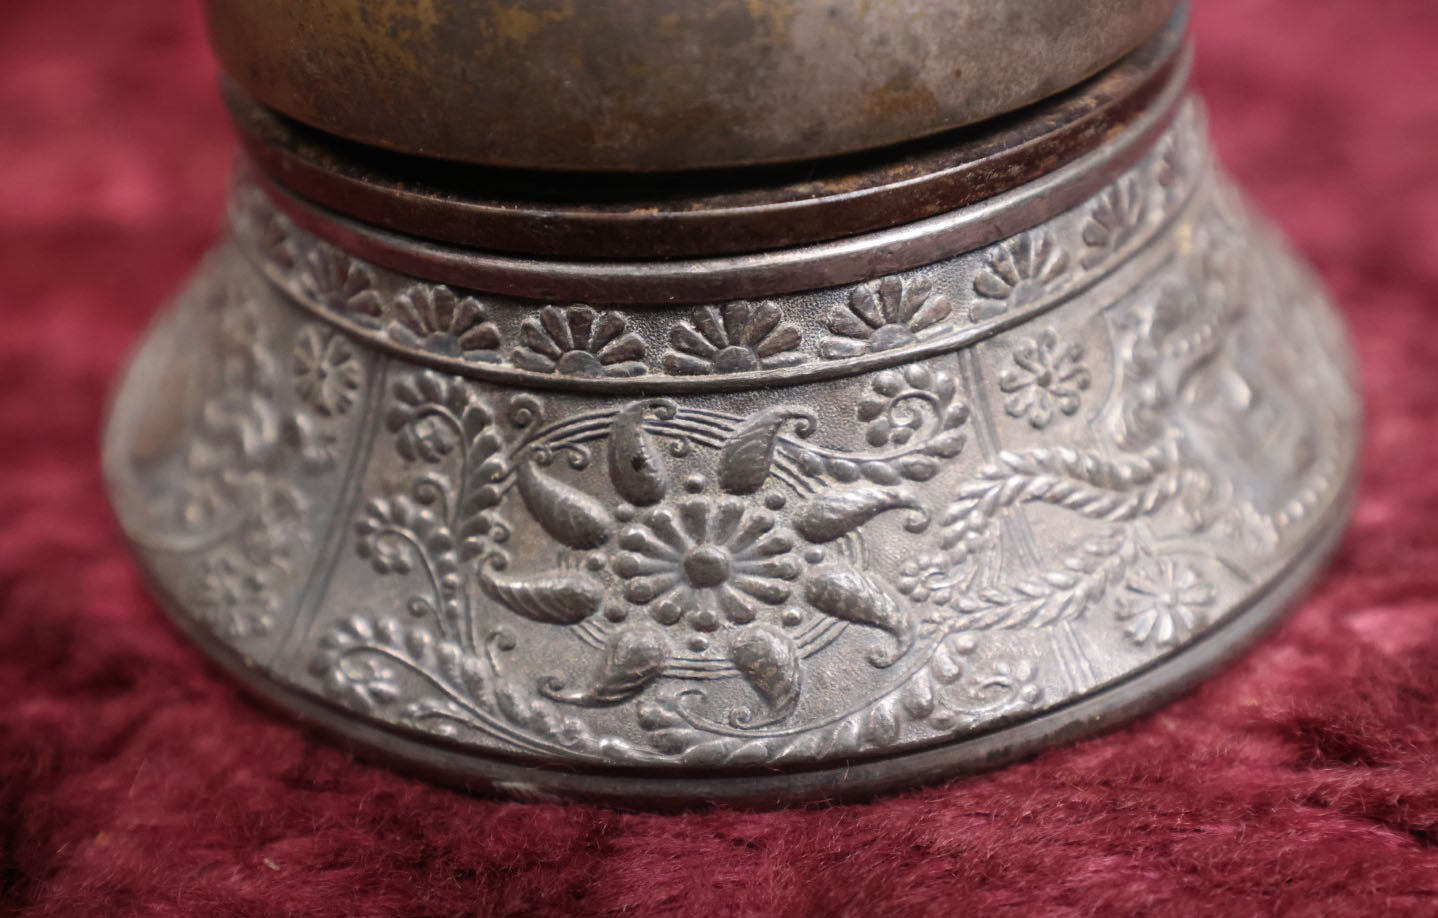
[104,2,1359,805]
[206,0,1178,171]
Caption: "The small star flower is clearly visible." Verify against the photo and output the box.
[998,328,1091,429]
[293,326,362,417]
[191,553,276,638]
[1116,558,1215,648]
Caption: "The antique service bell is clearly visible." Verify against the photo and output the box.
[104,1,1359,804]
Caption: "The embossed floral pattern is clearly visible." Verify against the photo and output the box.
[662,301,804,374]
[240,485,307,566]
[355,496,444,577]
[284,413,341,472]
[971,232,1070,320]
[613,489,802,635]
[895,551,955,604]
[1116,558,1215,647]
[998,328,1092,429]
[856,364,964,449]
[510,305,646,377]
[390,286,501,360]
[299,246,381,321]
[293,325,362,417]
[1155,117,1200,202]
[255,211,296,271]
[819,276,952,358]
[152,102,1354,772]
[1081,179,1147,267]
[383,370,492,462]
[190,553,277,638]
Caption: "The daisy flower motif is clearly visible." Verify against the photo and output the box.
[299,247,382,322]
[292,325,362,417]
[612,490,801,634]
[1081,179,1147,267]
[662,301,804,375]
[510,305,646,377]
[191,553,276,639]
[390,285,500,359]
[970,232,1069,321]
[1116,558,1215,648]
[998,328,1091,429]
[819,275,952,358]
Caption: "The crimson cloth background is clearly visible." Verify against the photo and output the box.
[2,1,1437,915]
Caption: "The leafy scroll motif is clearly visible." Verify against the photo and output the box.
[716,407,816,495]
[501,396,936,726]
[909,530,1137,630]
[310,615,640,758]
[514,456,613,551]
[883,443,1183,640]
[161,301,284,533]
[311,347,1233,763]
[478,567,603,625]
[633,632,1041,767]
[356,370,511,646]
[142,299,337,645]
[1109,247,1326,550]
[804,564,913,666]
[316,378,658,760]
[608,400,675,505]
[300,351,987,760]
[792,487,929,544]
[727,627,801,726]
[540,626,669,706]
[792,364,968,487]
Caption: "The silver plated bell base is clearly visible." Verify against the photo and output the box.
[103,97,1359,805]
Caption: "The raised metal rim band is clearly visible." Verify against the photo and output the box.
[256,50,1189,308]
[228,7,1186,260]
[230,96,1208,397]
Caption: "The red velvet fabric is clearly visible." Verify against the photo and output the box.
[3,1,1437,914]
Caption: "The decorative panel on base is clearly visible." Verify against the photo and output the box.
[103,99,1359,804]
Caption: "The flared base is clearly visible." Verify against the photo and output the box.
[103,97,1360,805]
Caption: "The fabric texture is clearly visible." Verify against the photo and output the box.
[2,1,1436,914]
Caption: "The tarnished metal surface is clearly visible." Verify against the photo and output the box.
[249,62,1187,308]
[225,11,1188,259]
[205,0,1179,172]
[103,99,1360,803]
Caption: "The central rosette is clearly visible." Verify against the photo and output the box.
[484,398,930,719]
[613,487,801,636]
